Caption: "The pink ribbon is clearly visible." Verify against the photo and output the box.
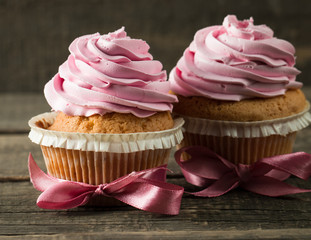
[28,154,184,215]
[175,146,311,197]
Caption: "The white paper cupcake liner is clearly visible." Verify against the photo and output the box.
[28,112,184,190]
[40,145,171,185]
[178,101,311,138]
[29,112,184,153]
[179,131,297,165]
[176,101,310,164]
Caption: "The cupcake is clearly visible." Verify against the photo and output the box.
[169,15,311,165]
[28,27,184,202]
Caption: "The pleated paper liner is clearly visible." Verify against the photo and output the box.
[179,132,297,165]
[177,102,311,165]
[29,112,184,206]
[40,146,170,185]
[40,146,171,207]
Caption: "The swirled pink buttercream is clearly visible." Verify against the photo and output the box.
[44,27,177,117]
[169,15,302,101]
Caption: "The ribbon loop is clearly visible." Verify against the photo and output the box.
[175,146,311,197]
[175,146,235,186]
[28,153,184,215]
[257,152,311,180]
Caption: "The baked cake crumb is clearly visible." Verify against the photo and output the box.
[48,111,174,133]
[173,89,307,121]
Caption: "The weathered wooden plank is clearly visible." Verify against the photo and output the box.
[1,91,311,239]
[1,229,311,240]
[1,127,311,179]
[0,179,311,236]
[1,88,311,132]
[1,125,311,179]
[0,93,50,132]
[1,0,311,93]
[0,134,45,178]
[0,134,181,179]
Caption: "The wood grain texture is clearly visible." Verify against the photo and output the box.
[1,230,311,240]
[0,90,311,178]
[0,179,311,237]
[1,128,310,180]
[1,0,311,93]
[0,134,182,179]
[1,86,311,132]
[0,93,50,132]
[0,134,45,178]
[1,92,311,239]
[2,230,311,240]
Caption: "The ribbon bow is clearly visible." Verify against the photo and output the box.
[28,154,184,215]
[175,146,311,197]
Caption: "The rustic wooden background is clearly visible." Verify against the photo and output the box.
[1,0,311,93]
[1,91,311,239]
[1,1,311,238]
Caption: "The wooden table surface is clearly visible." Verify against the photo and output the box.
[1,88,311,240]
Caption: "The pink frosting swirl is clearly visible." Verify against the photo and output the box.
[44,27,177,117]
[169,15,302,101]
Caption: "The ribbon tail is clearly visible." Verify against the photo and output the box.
[28,153,97,209]
[36,181,95,209]
[175,146,235,187]
[264,169,290,181]
[259,152,311,180]
[28,153,61,192]
[113,179,184,215]
[103,166,168,195]
[241,176,311,197]
[187,172,240,197]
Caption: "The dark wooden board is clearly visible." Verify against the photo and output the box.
[1,178,311,238]
[1,229,311,240]
[2,0,311,93]
[0,134,181,179]
[0,93,50,133]
[0,134,44,179]
[1,91,311,239]
[1,87,311,133]
[1,128,310,179]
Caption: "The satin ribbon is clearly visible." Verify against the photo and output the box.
[175,146,311,197]
[28,154,184,215]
